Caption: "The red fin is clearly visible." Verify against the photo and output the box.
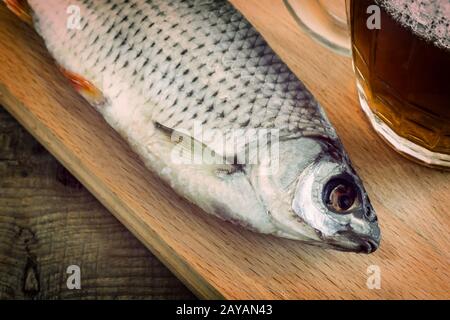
[4,0,32,25]
[59,67,106,107]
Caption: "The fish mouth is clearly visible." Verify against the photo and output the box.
[327,238,379,254]
[327,231,381,254]
[358,238,379,254]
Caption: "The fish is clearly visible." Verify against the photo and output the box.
[4,0,381,253]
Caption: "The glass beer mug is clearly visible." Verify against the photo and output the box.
[285,0,450,169]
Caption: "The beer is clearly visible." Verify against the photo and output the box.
[349,0,450,166]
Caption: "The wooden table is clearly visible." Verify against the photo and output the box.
[0,107,195,299]
[0,0,448,299]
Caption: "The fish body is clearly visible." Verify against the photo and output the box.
[6,0,381,252]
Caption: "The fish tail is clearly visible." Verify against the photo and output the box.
[3,0,33,25]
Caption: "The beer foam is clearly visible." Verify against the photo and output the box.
[376,0,450,50]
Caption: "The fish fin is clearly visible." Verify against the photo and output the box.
[4,0,33,25]
[154,122,243,176]
[58,67,107,108]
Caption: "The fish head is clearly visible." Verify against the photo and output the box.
[252,137,380,253]
[291,151,381,253]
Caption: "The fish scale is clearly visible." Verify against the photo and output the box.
[12,0,381,252]
[86,1,328,139]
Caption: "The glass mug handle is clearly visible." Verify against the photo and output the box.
[284,0,351,56]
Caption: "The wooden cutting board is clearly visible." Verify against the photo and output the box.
[0,0,448,299]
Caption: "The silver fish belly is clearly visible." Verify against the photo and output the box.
[14,0,380,252]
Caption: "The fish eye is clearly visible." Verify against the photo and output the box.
[323,177,360,214]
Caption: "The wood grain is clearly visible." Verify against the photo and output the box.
[0,107,195,299]
[0,0,448,299]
